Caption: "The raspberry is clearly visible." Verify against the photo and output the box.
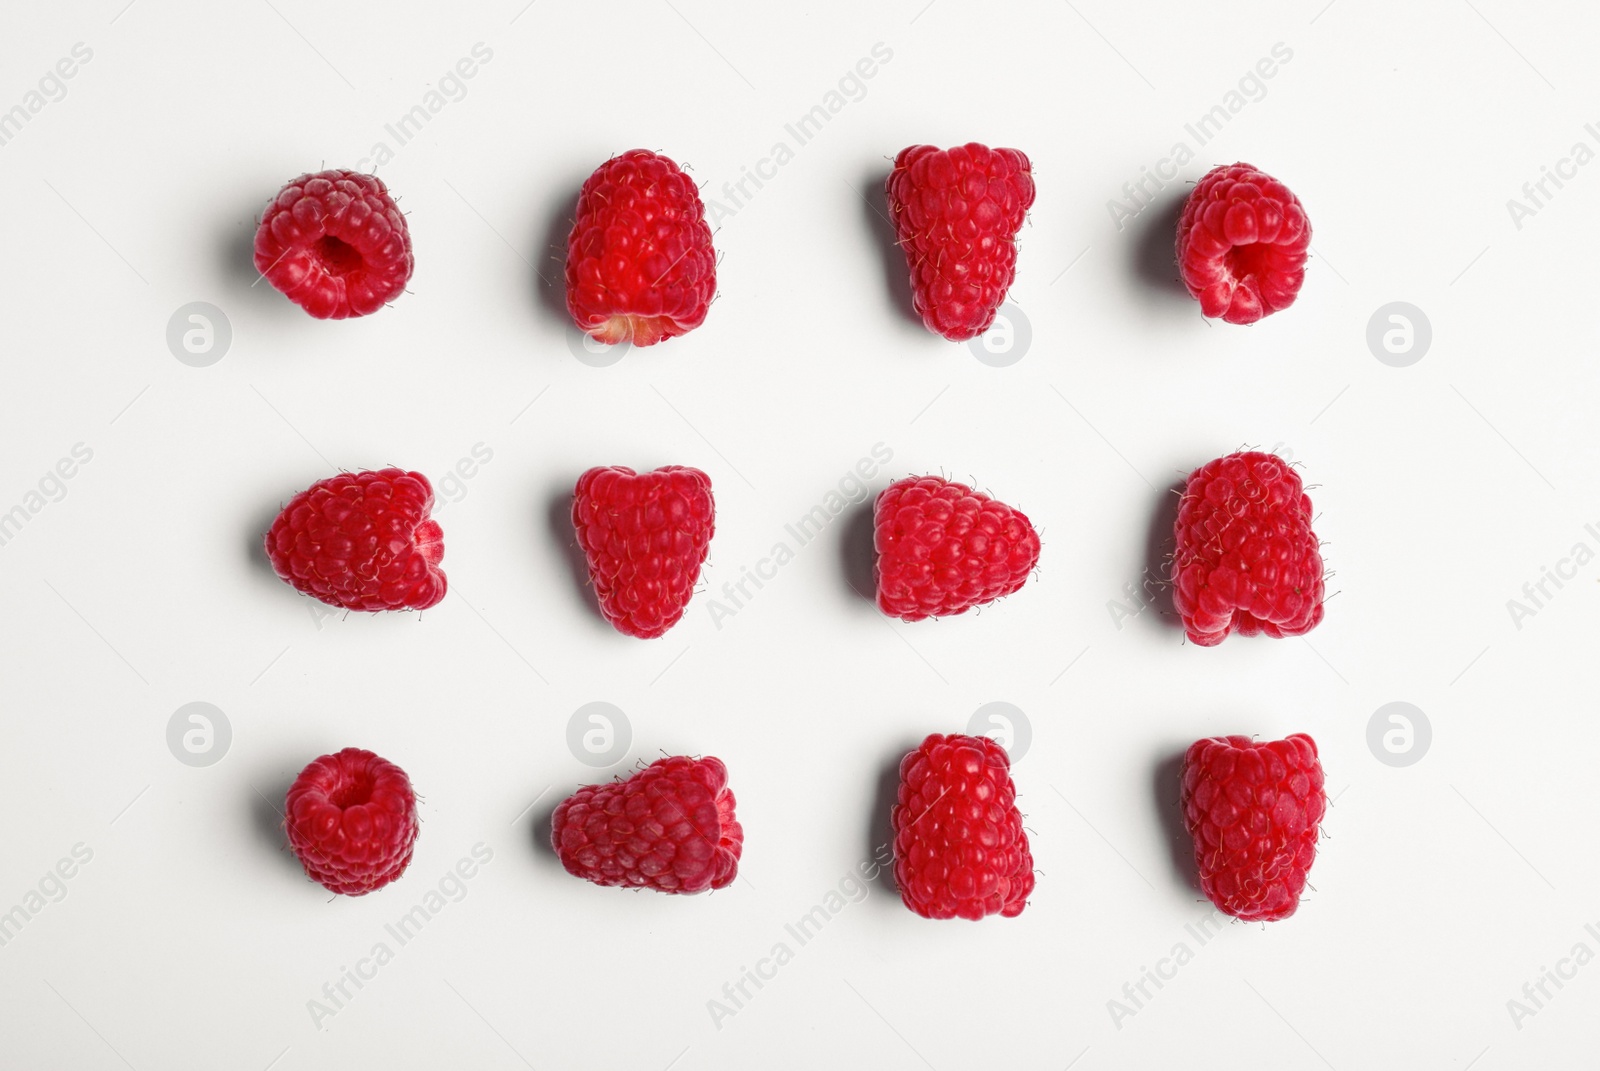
[1175,163,1310,324]
[565,150,716,347]
[551,756,742,894]
[1171,450,1324,647]
[873,476,1040,622]
[265,468,446,613]
[253,169,413,319]
[571,465,714,639]
[285,747,419,896]
[1181,734,1327,921]
[891,733,1033,920]
[885,143,1035,341]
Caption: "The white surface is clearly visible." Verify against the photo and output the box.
[0,1,1596,1067]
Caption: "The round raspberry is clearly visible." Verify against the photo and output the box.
[873,476,1040,622]
[551,756,742,894]
[565,150,716,347]
[264,468,446,613]
[285,748,419,896]
[253,169,413,319]
[571,465,715,639]
[1181,734,1327,921]
[892,733,1034,920]
[1175,162,1310,324]
[1171,450,1324,647]
[886,143,1035,340]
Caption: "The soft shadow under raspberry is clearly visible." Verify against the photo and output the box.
[219,188,301,315]
[859,165,919,330]
[245,497,285,585]
[532,175,587,329]
[247,769,308,883]
[1130,190,1191,303]
[1139,477,1188,631]
[838,497,877,606]
[528,786,566,863]
[1152,748,1200,893]
[545,486,601,620]
[863,745,909,898]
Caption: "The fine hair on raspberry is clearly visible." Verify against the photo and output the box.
[551,755,742,894]
[874,475,1040,621]
[1170,450,1324,646]
[565,150,716,347]
[885,143,1035,341]
[1175,162,1310,324]
[1181,733,1326,921]
[891,733,1034,920]
[253,169,413,319]
[284,747,420,896]
[264,468,447,613]
[571,465,715,638]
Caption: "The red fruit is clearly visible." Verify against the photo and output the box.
[1176,162,1310,324]
[874,476,1040,622]
[1181,734,1327,921]
[253,169,413,319]
[551,756,742,894]
[285,748,419,896]
[565,150,716,347]
[892,733,1033,920]
[572,465,714,639]
[265,468,446,613]
[1171,450,1324,647]
[885,143,1035,341]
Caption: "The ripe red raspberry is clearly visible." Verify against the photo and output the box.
[571,465,714,638]
[265,468,446,612]
[253,169,413,319]
[885,143,1035,341]
[1176,162,1310,324]
[1171,451,1324,647]
[285,747,419,896]
[1181,734,1327,922]
[565,150,716,347]
[873,476,1040,622]
[892,733,1033,920]
[551,755,742,894]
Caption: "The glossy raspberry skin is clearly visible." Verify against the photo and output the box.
[551,756,742,894]
[285,748,419,896]
[253,169,413,319]
[874,476,1040,621]
[1181,734,1326,921]
[565,150,716,347]
[1171,451,1324,647]
[886,143,1034,341]
[1176,162,1310,325]
[572,465,714,639]
[265,468,446,612]
[892,733,1033,920]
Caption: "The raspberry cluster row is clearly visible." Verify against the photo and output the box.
[254,151,1310,333]
[285,730,1325,925]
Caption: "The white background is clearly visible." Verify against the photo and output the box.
[0,0,1596,1067]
